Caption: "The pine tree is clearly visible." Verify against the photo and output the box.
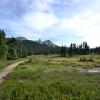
[84,42,89,54]
[69,44,73,56]
[0,30,8,59]
[81,42,90,55]
[60,45,66,57]
[7,37,18,60]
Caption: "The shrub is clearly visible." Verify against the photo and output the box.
[79,56,94,62]
[26,58,32,63]
[88,57,94,62]
[79,56,87,62]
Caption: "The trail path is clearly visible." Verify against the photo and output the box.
[0,61,24,84]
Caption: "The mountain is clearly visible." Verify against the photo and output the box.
[42,40,56,47]
[16,37,27,41]
[36,39,57,47]
[7,38,61,57]
[36,39,42,44]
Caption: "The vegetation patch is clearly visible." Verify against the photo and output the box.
[79,56,94,62]
[0,55,100,99]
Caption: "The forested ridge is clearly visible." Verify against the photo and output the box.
[0,29,61,60]
[0,29,100,60]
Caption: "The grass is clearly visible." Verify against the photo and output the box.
[0,57,27,71]
[0,55,100,100]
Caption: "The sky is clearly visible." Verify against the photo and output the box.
[0,0,100,47]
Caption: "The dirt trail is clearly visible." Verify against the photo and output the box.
[0,61,24,84]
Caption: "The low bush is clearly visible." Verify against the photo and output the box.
[26,58,32,63]
[79,56,94,62]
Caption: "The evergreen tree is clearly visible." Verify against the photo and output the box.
[68,42,90,56]
[69,44,73,56]
[83,42,89,55]
[78,44,83,55]
[0,30,8,59]
[60,45,66,57]
[79,42,90,55]
[16,40,28,58]
[7,37,18,60]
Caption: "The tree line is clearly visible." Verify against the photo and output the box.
[0,29,100,60]
[0,30,60,60]
[0,30,18,60]
[60,42,100,57]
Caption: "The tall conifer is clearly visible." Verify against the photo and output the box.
[0,30,7,59]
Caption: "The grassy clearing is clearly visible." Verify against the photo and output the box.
[0,55,100,100]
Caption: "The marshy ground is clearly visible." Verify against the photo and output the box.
[0,55,100,100]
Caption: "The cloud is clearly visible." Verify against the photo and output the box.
[37,0,54,9]
[23,12,58,32]
[2,19,45,40]
[65,0,82,6]
[0,0,100,47]
[0,0,29,19]
[59,10,100,47]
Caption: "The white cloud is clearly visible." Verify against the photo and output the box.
[1,0,100,47]
[60,0,82,6]
[29,0,54,12]
[1,20,36,39]
[70,0,82,6]
[23,12,58,31]
[59,11,100,47]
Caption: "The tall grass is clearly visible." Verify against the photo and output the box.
[0,55,100,99]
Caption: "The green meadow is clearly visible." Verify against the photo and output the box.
[0,55,100,100]
[0,58,26,72]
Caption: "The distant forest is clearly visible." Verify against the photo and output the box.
[0,29,100,60]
